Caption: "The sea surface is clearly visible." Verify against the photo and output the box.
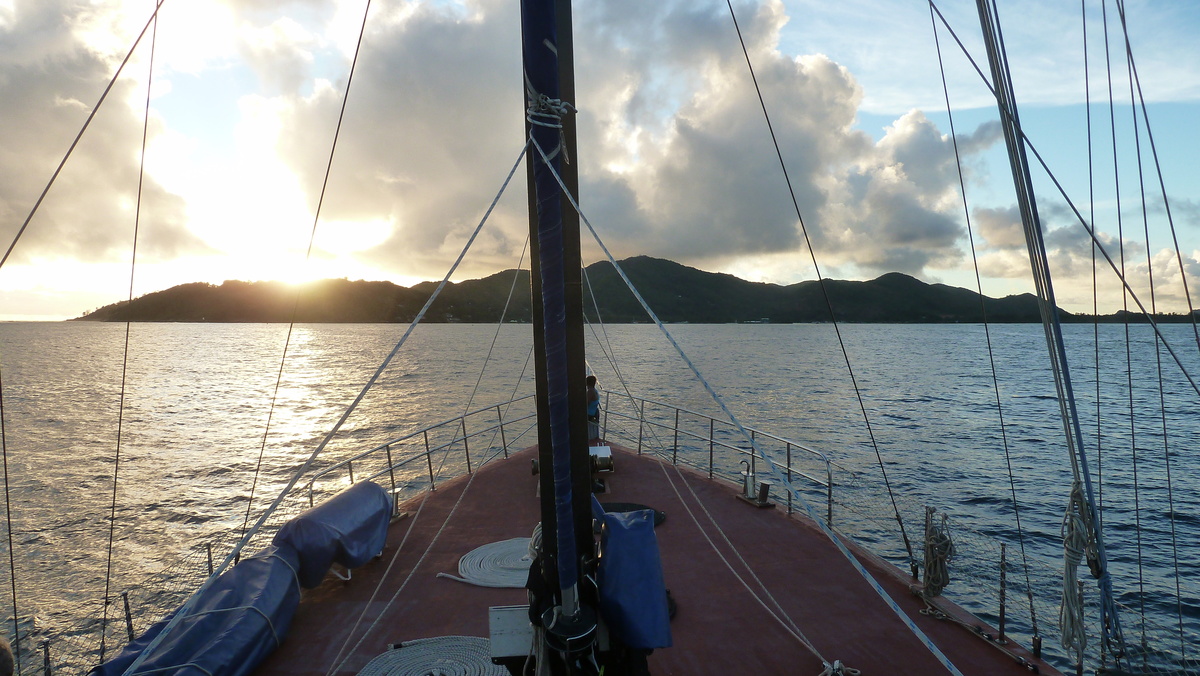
[0,321,1197,672]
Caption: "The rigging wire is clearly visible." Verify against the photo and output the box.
[0,0,167,273]
[239,0,375,548]
[1112,4,1200,358]
[578,246,826,664]
[461,238,531,417]
[100,6,158,663]
[324,229,534,676]
[0,367,19,674]
[1117,0,1186,658]
[973,0,1126,662]
[1082,0,1105,544]
[722,0,918,575]
[927,2,1200,404]
[927,0,1039,641]
[118,140,531,676]
[1100,0,1148,657]
[533,136,967,676]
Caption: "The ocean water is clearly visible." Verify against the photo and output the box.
[0,321,1197,672]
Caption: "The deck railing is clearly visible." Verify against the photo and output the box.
[596,391,837,524]
[302,394,539,508]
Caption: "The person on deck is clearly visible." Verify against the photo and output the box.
[585,375,600,441]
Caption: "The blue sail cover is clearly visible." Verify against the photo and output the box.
[272,480,391,588]
[597,509,672,650]
[89,545,301,676]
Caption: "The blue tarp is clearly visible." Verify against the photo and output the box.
[89,545,302,676]
[272,480,391,588]
[597,509,672,650]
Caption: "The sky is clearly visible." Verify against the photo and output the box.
[1,0,1198,320]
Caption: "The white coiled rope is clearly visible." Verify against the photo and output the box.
[1060,480,1090,659]
[437,537,532,588]
[358,636,507,676]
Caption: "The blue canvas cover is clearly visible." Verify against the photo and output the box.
[597,509,672,650]
[89,545,302,676]
[272,480,391,588]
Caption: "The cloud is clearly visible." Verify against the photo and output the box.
[0,0,210,266]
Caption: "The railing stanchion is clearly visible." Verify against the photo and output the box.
[602,391,609,439]
[827,461,834,526]
[786,442,793,515]
[386,444,397,496]
[121,591,135,642]
[999,542,1007,643]
[348,460,354,484]
[206,543,214,576]
[41,639,51,676]
[672,409,680,464]
[424,430,436,489]
[497,405,509,458]
[637,400,645,455]
[708,418,715,479]
[749,429,756,480]
[462,419,472,473]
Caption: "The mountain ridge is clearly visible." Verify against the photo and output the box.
[74,256,1194,323]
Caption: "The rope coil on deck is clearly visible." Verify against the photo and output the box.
[437,537,532,588]
[359,636,507,676]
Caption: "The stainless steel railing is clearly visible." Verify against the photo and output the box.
[597,391,837,524]
[303,394,538,507]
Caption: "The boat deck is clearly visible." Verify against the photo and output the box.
[255,444,1059,675]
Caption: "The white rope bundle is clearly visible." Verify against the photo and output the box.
[437,538,532,588]
[359,636,507,676]
[1059,480,1090,659]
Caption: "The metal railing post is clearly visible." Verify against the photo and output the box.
[385,444,397,496]
[121,591,135,642]
[348,460,355,484]
[424,430,436,489]
[672,409,680,464]
[826,462,834,526]
[41,639,51,676]
[602,391,609,440]
[999,543,1007,643]
[206,543,214,576]
[786,443,793,515]
[461,419,472,473]
[708,418,715,479]
[637,400,645,454]
[749,429,756,479]
[497,405,509,458]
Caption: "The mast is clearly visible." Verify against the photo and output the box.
[974,0,1125,663]
[521,0,597,663]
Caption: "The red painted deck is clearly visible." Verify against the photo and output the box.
[255,444,1058,675]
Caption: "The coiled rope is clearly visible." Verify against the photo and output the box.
[922,509,954,599]
[358,636,507,676]
[436,538,532,588]
[1060,480,1091,661]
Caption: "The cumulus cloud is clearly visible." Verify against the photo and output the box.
[4,0,1196,317]
[0,0,208,266]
